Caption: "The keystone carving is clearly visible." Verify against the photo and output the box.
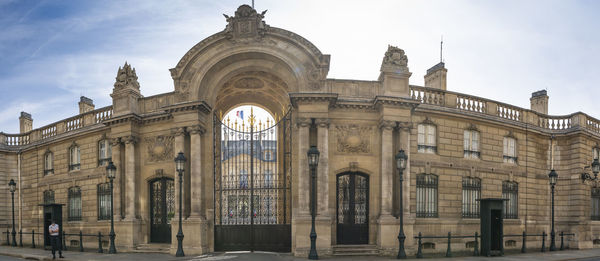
[223,5,269,41]
[145,135,174,163]
[336,125,372,154]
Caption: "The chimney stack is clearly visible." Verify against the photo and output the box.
[19,112,32,133]
[530,90,549,115]
[79,96,95,114]
[424,62,447,90]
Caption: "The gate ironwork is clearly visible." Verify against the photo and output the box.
[336,172,369,244]
[214,108,292,252]
[150,177,174,243]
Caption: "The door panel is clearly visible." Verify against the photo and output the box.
[150,178,174,243]
[337,173,369,244]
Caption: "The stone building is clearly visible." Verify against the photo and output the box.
[1,4,600,257]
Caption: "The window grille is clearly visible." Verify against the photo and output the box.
[502,181,518,219]
[69,145,81,171]
[416,174,438,218]
[464,130,480,159]
[592,187,600,220]
[417,124,437,153]
[462,177,481,218]
[503,137,517,164]
[98,139,112,166]
[68,187,82,221]
[44,152,54,175]
[43,190,55,204]
[97,183,111,220]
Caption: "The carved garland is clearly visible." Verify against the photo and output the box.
[145,135,174,163]
[336,125,372,154]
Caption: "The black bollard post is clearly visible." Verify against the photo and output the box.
[416,232,423,258]
[19,229,22,247]
[521,231,527,253]
[446,232,452,257]
[98,232,103,253]
[31,230,35,248]
[560,232,564,251]
[79,231,84,252]
[473,232,479,256]
[541,231,546,252]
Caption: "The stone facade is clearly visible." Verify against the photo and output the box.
[1,4,600,257]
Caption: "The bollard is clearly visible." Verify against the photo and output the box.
[541,231,546,252]
[79,231,84,252]
[446,232,452,257]
[31,230,35,248]
[473,232,479,256]
[560,232,564,251]
[19,229,22,247]
[521,231,527,253]
[416,232,423,258]
[98,232,103,253]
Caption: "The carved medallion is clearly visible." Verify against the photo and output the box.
[336,125,372,154]
[145,135,174,163]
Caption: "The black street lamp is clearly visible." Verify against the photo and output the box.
[395,149,408,259]
[8,179,16,247]
[106,162,117,254]
[548,169,558,251]
[175,152,186,257]
[307,146,320,260]
[581,158,600,182]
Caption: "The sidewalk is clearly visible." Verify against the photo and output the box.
[2,245,600,260]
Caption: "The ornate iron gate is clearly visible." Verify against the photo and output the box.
[336,172,369,244]
[150,177,174,243]
[214,109,292,252]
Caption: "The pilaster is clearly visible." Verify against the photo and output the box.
[172,127,187,221]
[188,125,206,219]
[315,118,330,217]
[123,135,138,221]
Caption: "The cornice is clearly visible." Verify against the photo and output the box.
[289,93,338,108]
[103,113,142,127]
[163,101,212,115]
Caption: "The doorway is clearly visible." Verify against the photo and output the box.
[336,172,369,244]
[149,177,174,243]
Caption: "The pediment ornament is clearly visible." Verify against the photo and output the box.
[223,5,269,41]
[145,135,174,163]
[336,125,372,154]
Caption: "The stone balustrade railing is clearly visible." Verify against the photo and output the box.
[408,86,600,135]
[0,106,113,147]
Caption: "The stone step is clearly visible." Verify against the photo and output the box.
[133,243,171,253]
[333,244,379,256]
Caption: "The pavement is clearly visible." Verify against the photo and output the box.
[2,246,600,261]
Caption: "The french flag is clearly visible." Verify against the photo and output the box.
[236,110,244,120]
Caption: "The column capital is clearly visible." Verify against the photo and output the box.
[379,120,396,130]
[398,121,413,131]
[110,137,122,146]
[315,118,330,128]
[296,117,311,128]
[123,135,138,145]
[171,127,187,136]
[188,125,206,135]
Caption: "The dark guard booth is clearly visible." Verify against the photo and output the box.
[479,198,505,256]
[39,204,64,250]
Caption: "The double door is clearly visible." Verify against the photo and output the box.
[150,178,174,243]
[336,173,369,245]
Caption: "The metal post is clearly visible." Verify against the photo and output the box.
[11,190,16,247]
[397,169,406,259]
[416,232,423,258]
[98,232,103,253]
[79,231,84,252]
[550,184,556,251]
[108,178,117,254]
[308,165,318,260]
[446,232,452,257]
[473,232,479,256]
[560,232,564,250]
[175,169,185,257]
[19,229,22,247]
[62,232,67,251]
[6,229,9,246]
[541,231,546,252]
[521,231,526,253]
[32,230,35,248]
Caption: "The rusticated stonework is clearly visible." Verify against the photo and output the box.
[335,125,372,154]
[145,135,174,163]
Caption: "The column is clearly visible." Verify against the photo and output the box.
[380,120,395,216]
[189,125,205,218]
[297,118,311,216]
[316,119,330,216]
[110,138,122,219]
[172,127,186,218]
[398,124,411,218]
[124,135,137,220]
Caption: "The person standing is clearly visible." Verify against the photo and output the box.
[49,220,64,259]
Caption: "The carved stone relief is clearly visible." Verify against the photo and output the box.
[145,135,174,163]
[336,125,372,154]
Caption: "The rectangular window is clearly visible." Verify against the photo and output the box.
[503,137,517,164]
[43,190,55,204]
[264,170,273,188]
[239,169,248,189]
[464,130,480,159]
[502,181,518,219]
[68,187,82,221]
[69,146,81,171]
[417,124,437,154]
[594,147,599,160]
[98,139,112,166]
[592,188,600,221]
[462,177,481,218]
[44,152,54,175]
[97,183,111,220]
[416,174,438,218]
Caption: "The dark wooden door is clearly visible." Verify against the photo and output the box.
[150,178,174,243]
[337,173,369,244]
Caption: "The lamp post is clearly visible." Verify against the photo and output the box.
[548,169,558,251]
[581,158,600,182]
[307,146,320,260]
[8,179,16,247]
[106,162,117,254]
[395,149,408,259]
[175,152,186,257]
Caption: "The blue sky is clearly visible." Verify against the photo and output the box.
[0,0,599,133]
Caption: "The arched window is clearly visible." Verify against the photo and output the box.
[416,174,438,218]
[68,187,82,221]
[98,139,112,166]
[44,150,54,175]
[462,177,481,218]
[69,143,81,171]
[502,181,518,219]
